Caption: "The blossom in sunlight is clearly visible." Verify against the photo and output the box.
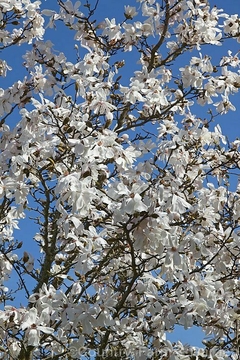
[21,308,54,347]
[124,6,138,19]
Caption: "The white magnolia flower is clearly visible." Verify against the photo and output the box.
[124,6,138,19]
[21,308,54,347]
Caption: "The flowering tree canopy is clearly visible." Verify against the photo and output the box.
[0,0,240,359]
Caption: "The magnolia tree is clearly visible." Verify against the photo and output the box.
[1,0,240,359]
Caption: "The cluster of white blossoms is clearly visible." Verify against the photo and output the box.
[0,0,239,359]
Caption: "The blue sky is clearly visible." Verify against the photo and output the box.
[1,0,240,352]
